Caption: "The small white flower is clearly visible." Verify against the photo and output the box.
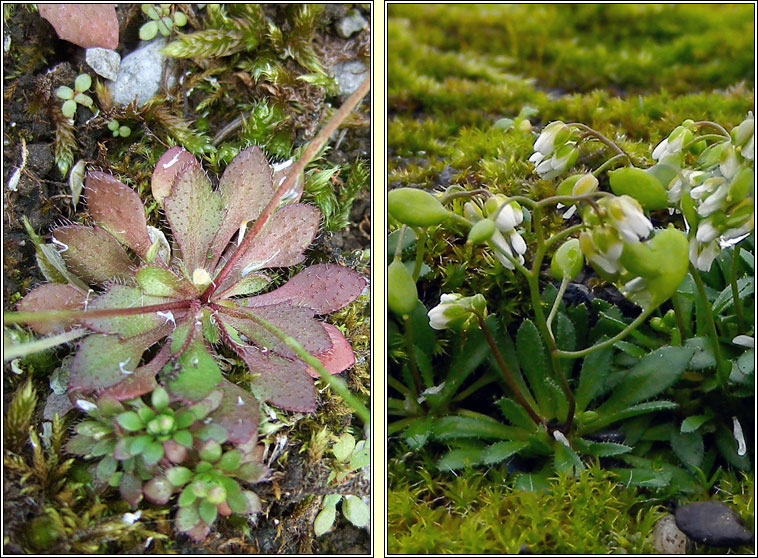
[608,196,653,243]
[494,202,523,232]
[719,146,739,179]
[533,121,569,156]
[741,133,754,161]
[689,237,719,271]
[695,219,720,243]
[651,137,669,161]
[696,183,729,217]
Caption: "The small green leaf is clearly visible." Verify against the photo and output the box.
[151,386,170,411]
[198,499,218,526]
[169,339,222,401]
[175,410,196,429]
[95,455,117,483]
[141,440,164,466]
[480,440,529,465]
[137,406,156,423]
[217,450,242,472]
[513,472,550,492]
[342,495,369,527]
[166,466,194,486]
[55,86,74,100]
[62,99,77,118]
[227,490,249,514]
[553,442,585,476]
[433,416,528,441]
[194,423,228,443]
[129,434,151,455]
[670,430,704,470]
[74,74,91,92]
[596,346,695,416]
[574,344,613,412]
[199,440,222,462]
[175,503,199,531]
[437,447,483,471]
[173,429,193,448]
[332,434,356,462]
[140,21,159,40]
[403,417,433,450]
[116,411,144,432]
[681,415,712,433]
[516,320,556,419]
[178,484,197,507]
[314,504,336,536]
[91,438,116,457]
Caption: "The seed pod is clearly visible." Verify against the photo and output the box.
[388,188,449,227]
[467,218,496,244]
[550,238,584,280]
[388,260,418,316]
[609,167,668,210]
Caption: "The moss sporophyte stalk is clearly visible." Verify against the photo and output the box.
[5,78,370,541]
[388,113,754,477]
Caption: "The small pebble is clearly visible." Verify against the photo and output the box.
[675,501,754,547]
[333,60,368,97]
[86,47,121,81]
[336,10,367,38]
[653,514,692,554]
[109,39,174,106]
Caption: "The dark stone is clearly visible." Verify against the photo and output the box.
[675,501,754,547]
[518,544,532,554]
[436,165,457,187]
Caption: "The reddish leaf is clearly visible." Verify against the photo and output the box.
[120,472,144,508]
[214,204,320,292]
[98,344,172,400]
[163,163,223,274]
[82,285,172,338]
[235,344,316,412]
[38,4,118,49]
[151,147,201,204]
[217,304,331,358]
[185,521,211,543]
[245,264,366,314]
[305,323,356,378]
[68,325,172,392]
[17,283,86,334]
[85,171,152,258]
[52,225,134,285]
[208,146,274,268]
[208,379,260,445]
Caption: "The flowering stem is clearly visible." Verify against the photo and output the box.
[439,188,493,204]
[4,300,194,325]
[554,308,654,359]
[4,328,88,361]
[690,264,730,388]
[412,229,427,281]
[569,122,632,164]
[402,314,424,398]
[692,121,731,138]
[476,314,544,427]
[592,153,629,176]
[682,134,730,150]
[528,205,575,432]
[543,224,585,249]
[729,248,745,332]
[201,76,370,303]
[546,275,570,335]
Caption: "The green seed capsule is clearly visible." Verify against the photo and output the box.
[467,218,496,244]
[388,260,418,316]
[608,167,668,210]
[388,188,449,227]
[550,238,584,280]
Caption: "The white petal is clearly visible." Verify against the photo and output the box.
[509,231,527,255]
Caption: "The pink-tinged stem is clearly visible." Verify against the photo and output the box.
[200,76,371,304]
[4,300,194,325]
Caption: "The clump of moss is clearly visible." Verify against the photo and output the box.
[388,459,665,554]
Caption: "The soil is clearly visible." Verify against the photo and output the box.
[3,4,370,555]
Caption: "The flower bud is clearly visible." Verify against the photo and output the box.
[484,194,508,217]
[556,174,582,198]
[427,293,486,330]
[732,116,754,147]
[464,201,483,221]
[388,188,449,227]
[727,167,754,203]
[467,218,496,244]
[388,260,418,316]
[533,121,570,155]
[572,173,598,196]
[608,167,668,210]
[550,238,584,280]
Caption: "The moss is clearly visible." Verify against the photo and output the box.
[388,458,665,554]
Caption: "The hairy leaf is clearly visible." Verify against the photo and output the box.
[306,323,355,377]
[480,440,529,465]
[136,265,192,297]
[219,304,331,358]
[574,344,613,412]
[216,204,320,290]
[82,285,171,337]
[432,416,528,441]
[516,320,556,419]
[151,146,201,204]
[53,225,134,284]
[207,379,260,445]
[168,335,222,402]
[86,171,152,258]
[596,346,695,415]
[213,272,271,299]
[98,344,172,400]
[16,283,86,335]
[209,146,274,267]
[163,163,223,274]
[233,343,316,412]
[245,264,366,314]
